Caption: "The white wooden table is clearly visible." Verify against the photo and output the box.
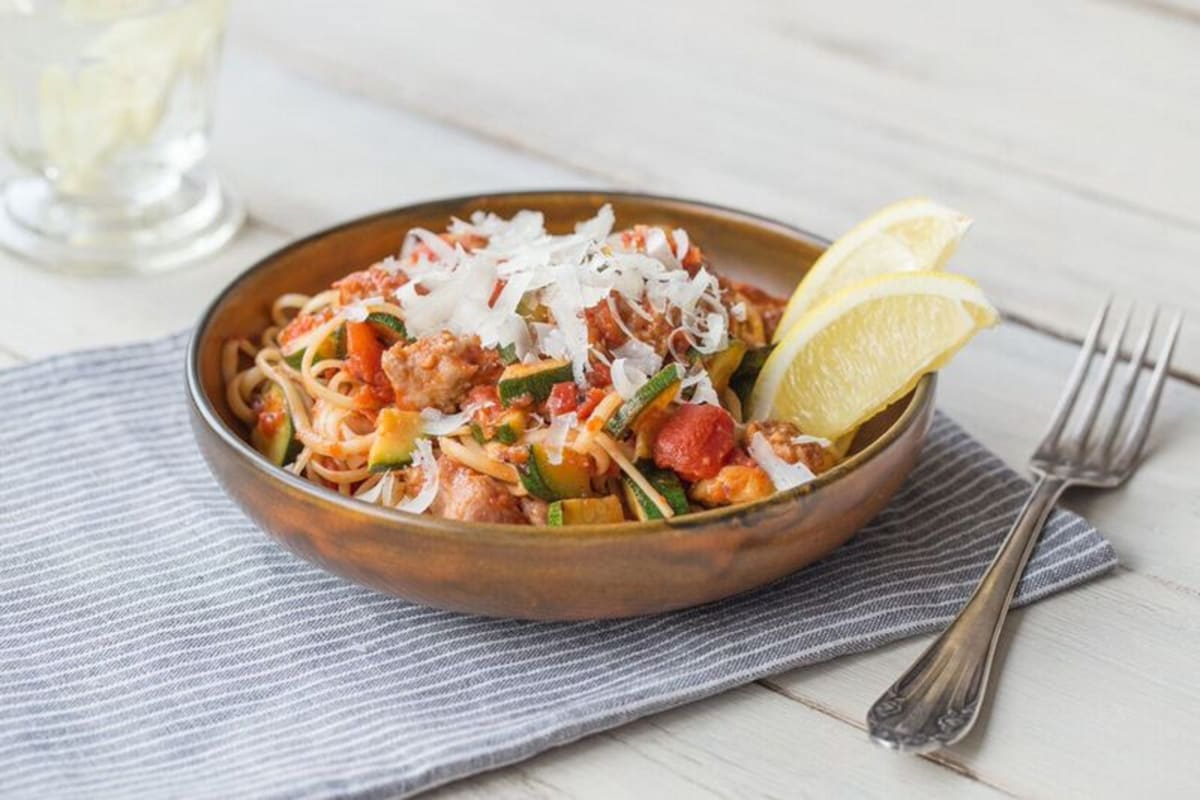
[3,2,1197,797]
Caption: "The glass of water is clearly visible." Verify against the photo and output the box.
[0,0,243,274]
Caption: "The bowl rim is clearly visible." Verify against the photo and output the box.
[186,189,935,543]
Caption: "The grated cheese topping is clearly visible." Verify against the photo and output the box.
[385,204,731,383]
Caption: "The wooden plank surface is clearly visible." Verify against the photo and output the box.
[0,8,1196,798]
[423,684,1008,799]
[769,569,1200,799]
[230,0,1200,380]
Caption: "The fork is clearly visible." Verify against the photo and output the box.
[866,299,1183,753]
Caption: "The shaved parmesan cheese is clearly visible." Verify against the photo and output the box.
[672,228,689,262]
[791,434,833,449]
[681,368,720,406]
[378,256,401,275]
[341,295,383,323]
[611,337,662,377]
[410,228,458,264]
[610,358,650,400]
[397,439,439,513]
[575,204,615,240]
[749,433,816,492]
[730,301,747,321]
[531,322,570,361]
[643,227,679,269]
[692,311,728,354]
[419,405,479,436]
[355,472,394,504]
[380,207,734,392]
[544,411,578,465]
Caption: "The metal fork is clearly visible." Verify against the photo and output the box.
[866,300,1183,753]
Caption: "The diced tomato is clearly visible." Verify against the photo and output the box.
[653,404,736,482]
[546,382,579,416]
[253,390,287,436]
[351,384,387,410]
[346,322,383,381]
[727,447,757,468]
[584,300,627,350]
[344,322,394,405]
[576,388,607,421]
[588,360,612,389]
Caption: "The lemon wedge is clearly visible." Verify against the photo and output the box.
[749,272,998,439]
[773,198,972,342]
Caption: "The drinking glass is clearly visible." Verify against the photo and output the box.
[0,0,243,273]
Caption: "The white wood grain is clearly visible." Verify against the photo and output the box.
[424,684,1007,799]
[767,569,1200,799]
[210,51,594,237]
[937,321,1200,591]
[228,0,1200,380]
[432,568,1200,800]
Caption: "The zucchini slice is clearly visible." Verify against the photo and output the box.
[621,461,689,521]
[498,342,520,365]
[251,382,302,466]
[284,324,346,370]
[730,345,774,407]
[367,408,424,472]
[547,496,626,525]
[366,312,408,343]
[703,340,748,397]
[604,364,682,439]
[469,409,527,445]
[518,443,592,501]
[498,359,574,406]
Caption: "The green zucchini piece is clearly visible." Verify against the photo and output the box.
[604,364,682,439]
[251,383,302,466]
[498,342,520,365]
[469,422,488,445]
[730,345,774,408]
[367,408,424,472]
[366,312,408,343]
[284,324,346,370]
[470,409,527,445]
[547,496,626,525]
[518,443,592,501]
[620,461,689,520]
[703,340,747,397]
[494,411,525,444]
[498,359,574,406]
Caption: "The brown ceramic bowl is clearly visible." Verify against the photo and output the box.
[187,191,935,620]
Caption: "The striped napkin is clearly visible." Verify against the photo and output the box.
[0,334,1115,799]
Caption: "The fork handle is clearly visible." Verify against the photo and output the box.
[866,474,1069,752]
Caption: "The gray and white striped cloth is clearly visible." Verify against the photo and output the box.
[0,334,1115,799]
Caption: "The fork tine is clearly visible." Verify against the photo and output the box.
[1097,307,1157,457]
[1114,312,1183,472]
[1070,304,1132,459]
[1039,298,1109,450]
